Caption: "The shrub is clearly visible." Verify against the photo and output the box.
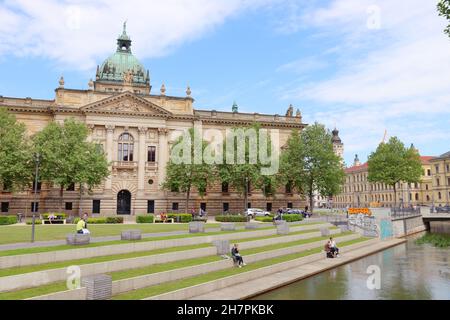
[0,215,18,225]
[136,215,154,223]
[255,216,273,222]
[26,219,42,225]
[282,214,303,222]
[215,215,247,222]
[167,213,192,223]
[106,216,124,224]
[73,217,107,224]
[42,213,66,219]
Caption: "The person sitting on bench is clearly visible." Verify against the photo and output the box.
[76,213,90,234]
[231,243,246,268]
[324,240,334,258]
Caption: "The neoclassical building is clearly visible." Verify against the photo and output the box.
[0,25,314,217]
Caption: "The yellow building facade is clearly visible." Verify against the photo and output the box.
[0,26,307,217]
[429,151,450,207]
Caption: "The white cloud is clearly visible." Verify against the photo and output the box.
[277,0,450,163]
[0,0,273,70]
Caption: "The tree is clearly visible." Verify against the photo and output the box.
[33,118,109,212]
[279,123,345,213]
[368,137,423,207]
[163,128,215,212]
[0,108,33,191]
[438,0,450,37]
[218,124,279,212]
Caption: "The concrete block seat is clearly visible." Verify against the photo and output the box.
[276,221,289,235]
[121,230,142,241]
[66,234,90,245]
[189,221,205,233]
[245,222,261,229]
[220,223,236,231]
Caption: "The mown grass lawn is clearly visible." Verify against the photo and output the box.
[0,223,222,245]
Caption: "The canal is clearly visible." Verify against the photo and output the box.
[251,233,450,300]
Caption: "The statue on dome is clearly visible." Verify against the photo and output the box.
[123,70,133,85]
[286,104,294,117]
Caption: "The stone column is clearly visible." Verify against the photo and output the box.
[138,127,148,194]
[158,128,168,189]
[105,125,115,191]
[87,124,95,143]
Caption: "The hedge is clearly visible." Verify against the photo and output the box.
[106,216,124,224]
[282,214,303,222]
[215,215,247,222]
[26,219,42,225]
[255,216,273,222]
[136,215,154,223]
[42,213,66,219]
[0,216,18,225]
[167,213,192,223]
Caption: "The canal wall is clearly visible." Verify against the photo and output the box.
[392,215,427,238]
[429,221,450,234]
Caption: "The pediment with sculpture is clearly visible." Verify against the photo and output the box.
[81,91,172,116]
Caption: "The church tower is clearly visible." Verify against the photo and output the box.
[332,127,344,161]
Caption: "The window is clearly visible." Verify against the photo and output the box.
[447,164,450,172]
[438,192,442,200]
[65,202,73,210]
[93,200,101,214]
[435,165,439,173]
[147,146,156,162]
[118,133,134,161]
[437,178,440,187]
[448,178,450,186]
[266,203,272,212]
[287,202,293,209]
[147,200,155,214]
[1,202,9,213]
[172,202,179,211]
[426,184,429,190]
[247,202,251,209]
[427,169,431,176]
[201,203,206,211]
[66,183,75,191]
[415,193,419,201]
[221,182,229,193]
[223,202,229,213]
[285,181,292,194]
[32,180,41,192]
[426,195,430,201]
[31,202,39,213]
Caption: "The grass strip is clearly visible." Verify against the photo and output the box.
[112,237,370,300]
[0,225,333,277]
[0,233,359,300]
[0,222,326,257]
[233,226,338,243]
[0,243,212,278]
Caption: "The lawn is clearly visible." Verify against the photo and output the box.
[0,236,368,300]
[0,223,221,245]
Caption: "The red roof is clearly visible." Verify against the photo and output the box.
[345,156,434,173]
[420,156,434,164]
[345,162,368,173]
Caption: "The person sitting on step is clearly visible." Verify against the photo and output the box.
[231,243,246,268]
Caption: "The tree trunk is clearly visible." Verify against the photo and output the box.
[78,183,83,217]
[309,190,314,214]
[59,185,64,213]
[185,187,190,214]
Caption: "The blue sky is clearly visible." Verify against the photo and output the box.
[1,0,449,166]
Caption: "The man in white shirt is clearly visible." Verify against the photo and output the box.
[329,237,340,257]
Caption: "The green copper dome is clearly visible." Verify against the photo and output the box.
[96,22,149,85]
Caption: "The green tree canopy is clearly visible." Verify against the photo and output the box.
[219,123,279,212]
[33,118,109,212]
[0,108,33,191]
[163,128,215,212]
[279,123,345,213]
[438,0,450,37]
[368,137,423,207]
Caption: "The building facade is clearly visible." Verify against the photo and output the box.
[0,25,309,217]
[334,154,435,208]
[429,151,450,207]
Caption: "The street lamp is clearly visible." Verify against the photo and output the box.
[31,153,41,243]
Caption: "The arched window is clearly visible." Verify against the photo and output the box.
[118,133,134,162]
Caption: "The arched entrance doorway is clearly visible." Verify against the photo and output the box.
[117,190,131,215]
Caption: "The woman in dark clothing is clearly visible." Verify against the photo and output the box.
[231,244,246,267]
